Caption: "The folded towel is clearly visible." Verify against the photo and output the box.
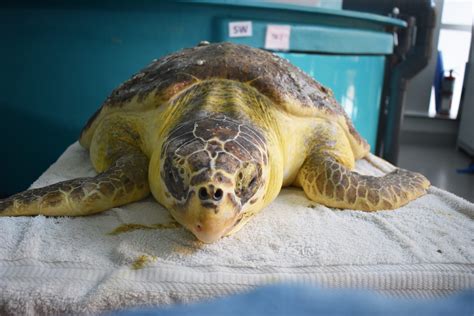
[1,142,473,314]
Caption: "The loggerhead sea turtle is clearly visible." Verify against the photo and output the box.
[0,42,430,243]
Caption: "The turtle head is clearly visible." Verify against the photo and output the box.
[171,159,264,244]
[158,116,269,243]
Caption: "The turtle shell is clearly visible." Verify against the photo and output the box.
[80,42,368,156]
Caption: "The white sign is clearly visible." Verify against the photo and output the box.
[265,24,291,51]
[229,21,253,38]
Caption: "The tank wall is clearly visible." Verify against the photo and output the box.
[0,1,392,195]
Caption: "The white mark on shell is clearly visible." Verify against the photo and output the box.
[198,40,210,46]
[196,59,205,66]
[132,73,145,80]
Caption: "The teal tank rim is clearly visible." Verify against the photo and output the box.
[178,0,407,28]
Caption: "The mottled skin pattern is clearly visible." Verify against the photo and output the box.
[0,149,149,216]
[296,154,428,210]
[0,42,430,243]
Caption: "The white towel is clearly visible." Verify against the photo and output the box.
[1,142,473,314]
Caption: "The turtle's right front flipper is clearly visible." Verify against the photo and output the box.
[0,151,150,216]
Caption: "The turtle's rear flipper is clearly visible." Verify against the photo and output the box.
[295,152,430,211]
[0,151,150,216]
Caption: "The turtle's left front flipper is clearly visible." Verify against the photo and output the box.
[295,151,430,211]
[0,151,150,216]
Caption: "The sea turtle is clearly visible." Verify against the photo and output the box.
[0,42,430,243]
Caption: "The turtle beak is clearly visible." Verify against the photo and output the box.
[173,187,241,243]
[191,216,232,243]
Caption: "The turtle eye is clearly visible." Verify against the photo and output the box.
[162,156,189,201]
[234,163,262,205]
[249,176,257,187]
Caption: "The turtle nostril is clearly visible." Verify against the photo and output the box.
[198,187,209,200]
[213,188,223,201]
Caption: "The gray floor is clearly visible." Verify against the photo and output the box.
[398,144,474,202]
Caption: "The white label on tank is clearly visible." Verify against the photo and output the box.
[228,21,253,38]
[265,25,291,51]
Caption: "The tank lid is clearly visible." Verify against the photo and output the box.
[179,0,407,28]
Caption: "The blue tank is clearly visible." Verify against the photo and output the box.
[0,0,404,195]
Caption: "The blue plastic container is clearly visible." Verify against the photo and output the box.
[0,0,404,195]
